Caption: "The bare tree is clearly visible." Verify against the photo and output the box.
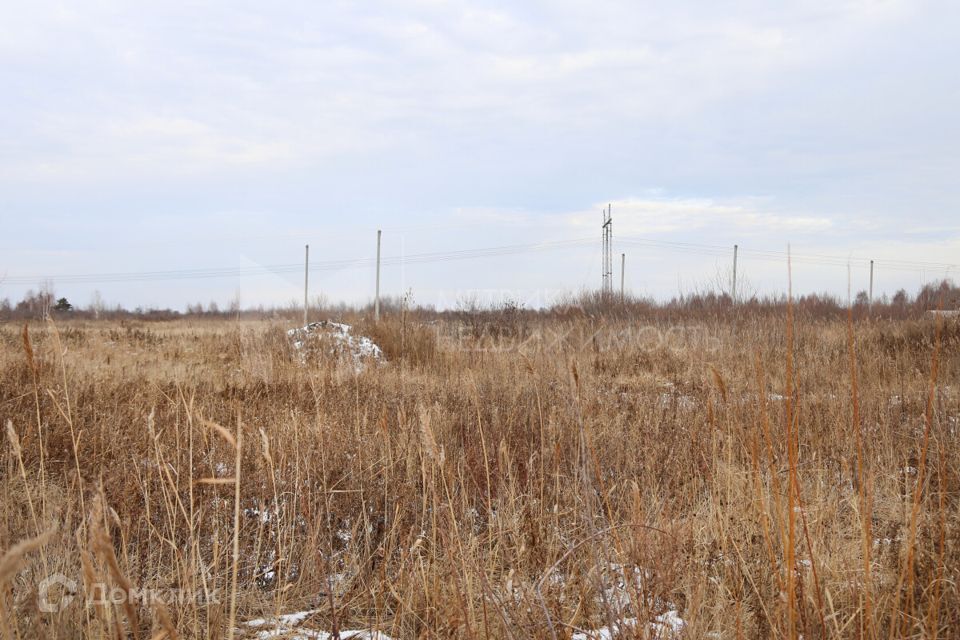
[90,290,105,319]
[39,280,55,319]
[229,291,242,316]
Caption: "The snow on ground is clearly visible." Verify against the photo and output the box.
[288,321,384,369]
[238,522,685,639]
[566,562,686,639]
[571,609,685,639]
[241,609,681,640]
[242,610,394,640]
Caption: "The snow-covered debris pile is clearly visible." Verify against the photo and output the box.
[287,321,384,367]
[242,609,394,639]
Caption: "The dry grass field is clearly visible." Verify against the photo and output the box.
[1,307,958,638]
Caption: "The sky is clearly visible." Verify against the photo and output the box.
[1,0,958,310]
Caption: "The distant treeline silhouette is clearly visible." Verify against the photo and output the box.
[1,279,958,322]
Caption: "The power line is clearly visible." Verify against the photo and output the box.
[616,236,957,273]
[2,235,955,287]
[1,238,597,285]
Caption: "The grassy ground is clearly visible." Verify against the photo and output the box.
[0,309,958,638]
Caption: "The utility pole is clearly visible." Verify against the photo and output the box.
[375,229,382,322]
[732,244,738,303]
[869,259,874,312]
[620,253,627,304]
[303,244,309,326]
[608,205,612,299]
[601,204,613,299]
[601,209,606,296]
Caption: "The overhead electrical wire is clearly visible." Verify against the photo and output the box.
[2,235,955,286]
[0,238,597,285]
[616,236,957,272]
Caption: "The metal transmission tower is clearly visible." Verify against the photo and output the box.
[601,204,613,299]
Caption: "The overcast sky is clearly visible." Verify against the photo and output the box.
[2,0,958,310]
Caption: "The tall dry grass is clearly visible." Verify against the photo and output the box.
[0,310,957,638]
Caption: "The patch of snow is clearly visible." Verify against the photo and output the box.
[568,562,687,639]
[572,610,685,639]
[599,564,647,609]
[245,507,272,524]
[572,617,637,640]
[560,563,685,638]
[242,610,394,640]
[655,610,686,635]
[657,393,697,410]
[246,610,319,628]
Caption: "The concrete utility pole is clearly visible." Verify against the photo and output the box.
[601,205,613,299]
[620,253,625,302]
[601,209,606,295]
[869,259,874,311]
[375,229,382,322]
[608,205,613,298]
[303,244,309,326]
[732,244,739,303]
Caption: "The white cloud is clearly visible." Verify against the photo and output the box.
[0,0,927,182]
[565,197,833,236]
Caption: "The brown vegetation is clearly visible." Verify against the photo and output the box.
[0,303,958,638]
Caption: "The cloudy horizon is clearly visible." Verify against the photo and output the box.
[2,0,958,311]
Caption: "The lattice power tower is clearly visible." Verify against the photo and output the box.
[601,204,613,299]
